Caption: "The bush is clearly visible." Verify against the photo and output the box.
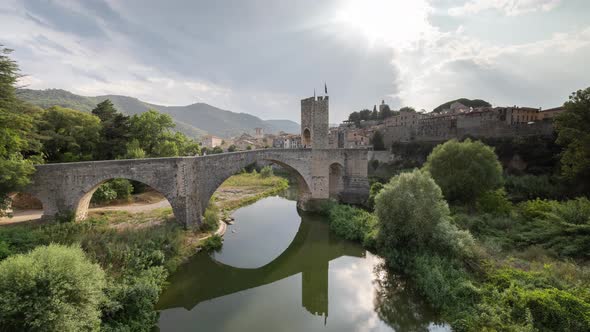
[91,179,134,204]
[202,201,219,232]
[328,204,377,243]
[92,182,117,203]
[0,244,106,331]
[375,169,474,261]
[260,165,273,178]
[423,139,503,204]
[476,189,512,216]
[367,181,384,210]
[101,267,167,331]
[505,174,563,201]
[202,235,223,252]
[109,179,133,201]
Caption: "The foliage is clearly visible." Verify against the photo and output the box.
[504,174,564,201]
[0,244,106,332]
[37,106,102,162]
[327,204,377,244]
[423,139,503,204]
[201,235,223,252]
[375,170,475,265]
[371,130,386,150]
[227,144,237,152]
[260,165,274,178]
[202,200,220,232]
[476,189,512,216]
[91,179,134,205]
[124,138,146,159]
[367,181,384,210]
[0,216,187,331]
[0,46,42,214]
[555,87,590,188]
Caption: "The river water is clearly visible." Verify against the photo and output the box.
[156,194,450,332]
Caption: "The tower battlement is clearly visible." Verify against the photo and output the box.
[301,93,329,148]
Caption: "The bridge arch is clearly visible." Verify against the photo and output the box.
[74,175,181,222]
[198,151,313,215]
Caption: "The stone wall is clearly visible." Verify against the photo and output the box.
[24,148,369,228]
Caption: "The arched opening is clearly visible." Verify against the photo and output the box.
[302,128,311,148]
[206,160,310,268]
[0,192,44,224]
[329,163,344,199]
[76,178,175,223]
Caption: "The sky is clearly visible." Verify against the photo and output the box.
[1,0,589,122]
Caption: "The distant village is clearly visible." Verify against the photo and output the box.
[200,99,566,152]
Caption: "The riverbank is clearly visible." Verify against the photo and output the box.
[0,170,291,330]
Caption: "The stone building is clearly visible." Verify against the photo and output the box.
[201,135,223,148]
[301,95,329,148]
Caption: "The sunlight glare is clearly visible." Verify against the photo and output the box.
[335,0,433,47]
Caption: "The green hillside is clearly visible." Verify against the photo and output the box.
[432,98,491,113]
[16,89,300,138]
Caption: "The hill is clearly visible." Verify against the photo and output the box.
[16,89,300,138]
[432,98,491,113]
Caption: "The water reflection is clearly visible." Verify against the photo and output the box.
[157,196,449,332]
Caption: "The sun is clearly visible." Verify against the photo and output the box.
[335,0,433,47]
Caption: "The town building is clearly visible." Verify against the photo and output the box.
[201,135,223,148]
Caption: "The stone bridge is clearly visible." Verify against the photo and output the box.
[23,148,369,228]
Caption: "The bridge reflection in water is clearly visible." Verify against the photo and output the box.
[156,209,364,321]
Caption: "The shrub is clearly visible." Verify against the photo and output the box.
[376,170,453,256]
[0,241,10,260]
[260,165,274,178]
[367,181,384,210]
[101,267,167,331]
[517,198,556,221]
[423,139,503,204]
[504,174,562,201]
[328,204,377,242]
[109,179,133,201]
[0,244,106,332]
[476,189,512,216]
[202,235,223,252]
[202,201,219,232]
[92,182,117,203]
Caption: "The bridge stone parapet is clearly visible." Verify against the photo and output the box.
[24,148,369,228]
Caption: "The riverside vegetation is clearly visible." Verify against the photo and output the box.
[322,132,590,331]
[0,167,291,331]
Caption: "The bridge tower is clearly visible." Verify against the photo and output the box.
[301,95,329,149]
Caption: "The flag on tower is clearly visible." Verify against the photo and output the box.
[324,82,328,94]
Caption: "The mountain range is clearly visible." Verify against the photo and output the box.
[16,89,300,138]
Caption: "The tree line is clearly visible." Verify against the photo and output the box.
[347,104,416,126]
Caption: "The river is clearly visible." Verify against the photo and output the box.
[156,194,451,332]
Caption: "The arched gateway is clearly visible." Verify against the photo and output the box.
[22,93,369,228]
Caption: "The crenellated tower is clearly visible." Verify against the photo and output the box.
[301,95,329,149]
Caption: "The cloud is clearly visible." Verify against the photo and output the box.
[1,0,589,122]
[449,0,562,16]
[392,24,590,110]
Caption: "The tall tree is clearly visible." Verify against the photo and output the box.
[92,100,130,160]
[37,106,101,162]
[555,87,590,188]
[0,46,42,214]
[371,130,386,151]
[129,110,175,156]
[91,100,118,122]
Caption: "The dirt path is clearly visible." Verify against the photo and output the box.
[0,199,171,225]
